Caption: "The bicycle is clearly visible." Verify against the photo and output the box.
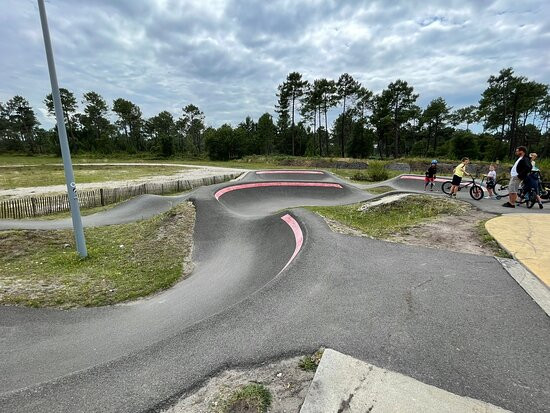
[517,171,545,209]
[493,178,512,200]
[441,175,484,200]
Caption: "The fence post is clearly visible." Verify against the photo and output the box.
[31,197,37,217]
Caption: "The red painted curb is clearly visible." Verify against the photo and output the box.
[279,214,303,273]
[214,182,343,200]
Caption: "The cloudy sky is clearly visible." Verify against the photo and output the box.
[1,0,549,129]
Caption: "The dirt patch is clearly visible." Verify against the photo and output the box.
[163,356,315,413]
[321,202,499,256]
[387,211,497,256]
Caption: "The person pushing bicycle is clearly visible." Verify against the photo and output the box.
[449,157,471,198]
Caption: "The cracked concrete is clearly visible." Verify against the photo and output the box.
[300,349,512,413]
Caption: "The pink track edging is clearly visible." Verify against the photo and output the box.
[214,182,343,200]
[279,214,303,273]
[256,170,324,175]
[400,175,448,183]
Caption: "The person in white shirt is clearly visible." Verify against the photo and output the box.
[503,146,531,208]
[484,164,497,199]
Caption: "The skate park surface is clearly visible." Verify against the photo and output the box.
[0,170,549,412]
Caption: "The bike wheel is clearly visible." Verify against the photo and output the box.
[441,181,452,195]
[526,191,536,208]
[494,179,509,197]
[470,185,484,200]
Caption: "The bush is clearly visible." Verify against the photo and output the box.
[351,172,370,181]
[368,161,389,181]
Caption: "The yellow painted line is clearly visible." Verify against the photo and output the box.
[486,214,550,287]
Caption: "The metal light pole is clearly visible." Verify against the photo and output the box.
[37,0,87,257]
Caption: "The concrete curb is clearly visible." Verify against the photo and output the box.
[300,349,512,413]
[496,257,550,316]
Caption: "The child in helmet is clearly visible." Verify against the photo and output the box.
[424,160,438,191]
[484,164,497,199]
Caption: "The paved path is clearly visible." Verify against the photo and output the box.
[365,174,550,215]
[0,170,549,413]
[486,214,550,286]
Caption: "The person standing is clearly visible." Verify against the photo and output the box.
[449,157,470,198]
[424,160,438,191]
[523,153,544,209]
[502,146,531,208]
[484,164,497,199]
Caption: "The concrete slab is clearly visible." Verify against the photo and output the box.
[301,349,512,413]
[485,214,550,287]
[496,258,550,316]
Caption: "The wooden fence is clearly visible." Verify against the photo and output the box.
[0,173,240,219]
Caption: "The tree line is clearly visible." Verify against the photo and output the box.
[1,67,549,161]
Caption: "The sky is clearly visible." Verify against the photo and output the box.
[1,0,549,130]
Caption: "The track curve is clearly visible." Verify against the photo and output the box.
[365,174,550,214]
[1,170,549,413]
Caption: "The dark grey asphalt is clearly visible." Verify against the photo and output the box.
[0,193,191,230]
[373,174,550,215]
[1,170,548,413]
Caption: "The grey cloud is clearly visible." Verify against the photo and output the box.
[0,0,549,130]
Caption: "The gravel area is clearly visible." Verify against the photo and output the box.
[162,356,315,413]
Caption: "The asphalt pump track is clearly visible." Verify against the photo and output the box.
[0,170,548,412]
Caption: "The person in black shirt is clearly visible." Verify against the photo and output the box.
[503,146,532,208]
[424,160,438,191]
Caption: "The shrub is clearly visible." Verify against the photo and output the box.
[351,172,370,181]
[367,161,389,181]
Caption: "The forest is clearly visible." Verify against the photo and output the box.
[1,67,549,162]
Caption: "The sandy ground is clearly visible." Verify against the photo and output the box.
[162,356,316,413]
[386,211,497,256]
[323,202,498,257]
[0,163,246,199]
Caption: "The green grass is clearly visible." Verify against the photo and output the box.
[308,195,468,238]
[0,202,195,308]
[477,220,512,258]
[299,348,324,372]
[0,164,189,189]
[329,168,401,182]
[366,186,395,194]
[222,383,272,413]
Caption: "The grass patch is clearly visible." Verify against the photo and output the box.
[477,220,512,258]
[0,164,189,189]
[222,383,272,413]
[330,168,400,183]
[299,348,324,372]
[0,202,195,308]
[308,195,468,238]
[365,186,395,194]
